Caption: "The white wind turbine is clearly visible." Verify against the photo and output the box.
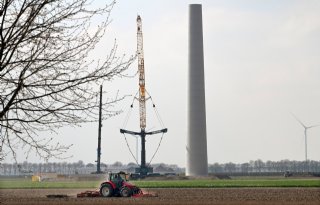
[292,114,320,163]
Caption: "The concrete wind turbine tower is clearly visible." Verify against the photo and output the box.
[186,4,208,176]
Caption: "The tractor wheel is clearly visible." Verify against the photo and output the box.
[120,187,132,197]
[100,184,113,197]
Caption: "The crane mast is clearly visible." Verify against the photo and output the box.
[120,15,167,177]
[137,15,146,130]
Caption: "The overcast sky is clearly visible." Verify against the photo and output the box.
[7,0,320,167]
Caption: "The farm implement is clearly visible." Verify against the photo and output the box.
[77,172,157,198]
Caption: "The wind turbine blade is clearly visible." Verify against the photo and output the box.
[291,113,307,128]
[308,124,320,129]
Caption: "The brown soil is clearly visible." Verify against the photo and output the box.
[0,188,319,205]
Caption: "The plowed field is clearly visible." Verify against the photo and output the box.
[1,188,319,205]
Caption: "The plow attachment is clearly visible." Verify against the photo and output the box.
[132,192,158,198]
[132,189,158,198]
[76,189,157,198]
[77,190,101,198]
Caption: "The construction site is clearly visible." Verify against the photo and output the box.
[1,2,320,205]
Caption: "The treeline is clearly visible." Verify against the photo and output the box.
[208,159,320,173]
[0,161,182,176]
[1,159,320,176]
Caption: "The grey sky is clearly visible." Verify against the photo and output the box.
[7,0,320,167]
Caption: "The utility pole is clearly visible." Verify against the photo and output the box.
[96,85,103,174]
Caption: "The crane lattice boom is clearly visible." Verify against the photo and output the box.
[137,15,146,130]
[119,15,167,177]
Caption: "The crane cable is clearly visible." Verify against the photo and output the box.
[120,92,167,167]
[121,105,140,166]
[122,107,132,129]
[148,91,165,128]
[147,132,165,166]
[122,133,140,166]
[147,95,166,165]
[154,105,165,128]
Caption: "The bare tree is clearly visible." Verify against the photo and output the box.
[0,0,134,161]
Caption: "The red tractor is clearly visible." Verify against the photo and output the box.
[99,172,142,197]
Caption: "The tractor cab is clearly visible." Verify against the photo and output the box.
[108,171,129,182]
[106,172,129,188]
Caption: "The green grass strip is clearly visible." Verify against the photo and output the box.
[0,180,100,189]
[133,179,320,188]
[0,179,319,189]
